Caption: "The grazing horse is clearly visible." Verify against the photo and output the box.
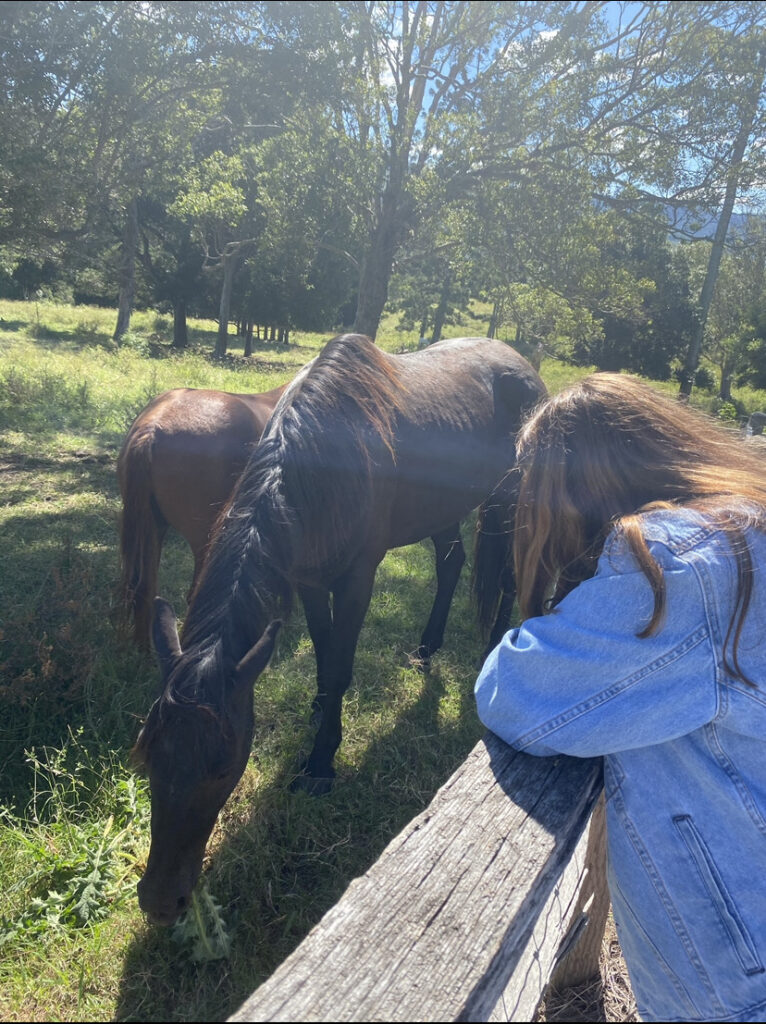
[117,385,286,647]
[133,334,545,925]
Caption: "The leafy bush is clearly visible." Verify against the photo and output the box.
[0,734,147,946]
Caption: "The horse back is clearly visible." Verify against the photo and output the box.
[119,387,283,556]
[379,339,545,546]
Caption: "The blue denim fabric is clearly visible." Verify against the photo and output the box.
[475,508,766,1023]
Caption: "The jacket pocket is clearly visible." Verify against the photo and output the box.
[674,814,764,976]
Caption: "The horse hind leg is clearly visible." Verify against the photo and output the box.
[413,523,465,669]
[127,501,168,650]
[484,562,516,661]
[474,472,519,665]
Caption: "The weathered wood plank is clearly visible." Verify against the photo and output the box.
[230,734,603,1023]
[548,794,609,992]
[489,810,593,1022]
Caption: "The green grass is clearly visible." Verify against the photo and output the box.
[1,297,764,1021]
[0,300,490,1021]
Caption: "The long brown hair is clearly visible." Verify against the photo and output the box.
[514,373,766,683]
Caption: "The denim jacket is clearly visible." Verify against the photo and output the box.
[475,508,766,1023]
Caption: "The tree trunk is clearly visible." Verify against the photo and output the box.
[429,272,451,345]
[172,297,188,349]
[244,320,254,357]
[720,358,734,403]
[680,49,766,398]
[488,299,500,340]
[113,196,139,341]
[215,251,237,358]
[353,184,404,340]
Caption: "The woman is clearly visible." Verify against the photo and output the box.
[475,373,766,1023]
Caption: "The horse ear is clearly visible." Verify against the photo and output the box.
[152,597,181,678]
[235,620,281,688]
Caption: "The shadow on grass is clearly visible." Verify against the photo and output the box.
[33,326,112,346]
[0,451,116,504]
[0,319,31,333]
[0,451,155,804]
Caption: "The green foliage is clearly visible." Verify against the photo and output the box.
[502,284,602,362]
[715,400,740,422]
[171,886,231,963]
[0,733,147,946]
[171,152,253,246]
[693,365,717,392]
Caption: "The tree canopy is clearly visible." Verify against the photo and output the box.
[1,1,764,392]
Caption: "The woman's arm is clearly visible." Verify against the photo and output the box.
[475,545,719,758]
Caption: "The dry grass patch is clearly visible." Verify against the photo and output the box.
[537,914,639,1023]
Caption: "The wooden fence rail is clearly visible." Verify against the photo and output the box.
[230,734,607,1023]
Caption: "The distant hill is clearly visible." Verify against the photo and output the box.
[666,206,755,240]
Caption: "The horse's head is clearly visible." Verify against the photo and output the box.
[134,599,280,925]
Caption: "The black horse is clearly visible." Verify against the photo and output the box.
[133,334,545,924]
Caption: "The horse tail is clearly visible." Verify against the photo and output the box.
[117,427,165,649]
[473,468,521,650]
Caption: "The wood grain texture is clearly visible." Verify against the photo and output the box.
[230,734,604,1023]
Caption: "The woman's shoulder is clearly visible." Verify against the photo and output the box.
[635,507,724,555]
[600,505,764,574]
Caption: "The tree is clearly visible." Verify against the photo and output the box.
[327,1,614,338]
[560,2,766,395]
[171,149,263,357]
[687,216,766,398]
[679,36,766,395]
[0,3,258,338]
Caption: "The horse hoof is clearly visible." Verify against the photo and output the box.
[405,648,431,673]
[290,773,334,797]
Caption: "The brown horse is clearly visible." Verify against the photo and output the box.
[117,385,286,647]
[133,335,546,925]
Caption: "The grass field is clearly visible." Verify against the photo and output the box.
[0,299,760,1021]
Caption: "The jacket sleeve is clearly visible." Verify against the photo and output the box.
[474,541,719,758]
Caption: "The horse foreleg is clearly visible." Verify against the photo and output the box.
[297,584,333,726]
[187,546,207,605]
[293,560,378,795]
[415,523,465,668]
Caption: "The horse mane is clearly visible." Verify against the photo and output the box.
[153,335,406,701]
[269,333,406,569]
